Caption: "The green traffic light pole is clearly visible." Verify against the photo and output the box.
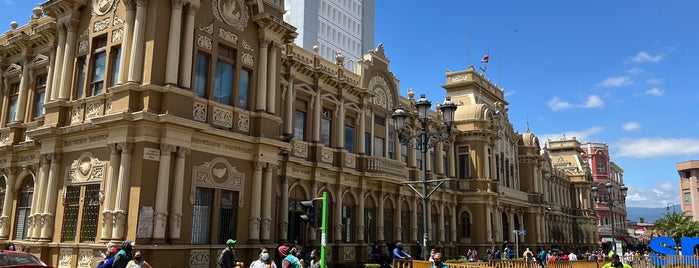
[392,94,457,261]
[321,192,328,268]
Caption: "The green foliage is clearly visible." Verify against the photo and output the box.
[655,211,699,242]
[363,264,381,268]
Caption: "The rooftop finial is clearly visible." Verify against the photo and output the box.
[526,116,530,133]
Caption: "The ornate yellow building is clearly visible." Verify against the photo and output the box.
[0,0,598,267]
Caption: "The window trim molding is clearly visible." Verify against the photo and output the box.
[189,157,246,207]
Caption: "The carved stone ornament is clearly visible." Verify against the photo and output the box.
[112,28,123,42]
[368,75,393,109]
[93,18,111,32]
[237,114,249,132]
[212,107,232,128]
[67,152,105,185]
[218,28,238,44]
[85,100,103,119]
[189,157,246,207]
[0,133,9,145]
[93,0,117,17]
[59,248,74,267]
[189,250,211,268]
[79,40,89,54]
[241,52,254,67]
[78,249,94,268]
[71,106,83,124]
[193,102,207,122]
[198,22,213,35]
[345,155,356,168]
[197,35,212,51]
[292,142,308,158]
[212,0,249,31]
[242,39,253,51]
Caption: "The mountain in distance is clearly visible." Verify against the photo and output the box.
[626,204,681,223]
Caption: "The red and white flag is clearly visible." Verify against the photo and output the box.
[481,54,489,63]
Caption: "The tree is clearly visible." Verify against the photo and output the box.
[654,211,699,242]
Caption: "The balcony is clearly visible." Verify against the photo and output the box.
[499,186,529,201]
[365,156,407,178]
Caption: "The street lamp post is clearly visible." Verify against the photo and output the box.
[591,182,628,254]
[666,202,677,214]
[392,94,457,260]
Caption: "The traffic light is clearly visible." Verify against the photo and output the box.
[300,199,322,228]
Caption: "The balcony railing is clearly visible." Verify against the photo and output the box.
[365,156,407,178]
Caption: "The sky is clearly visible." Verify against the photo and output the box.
[2,1,698,208]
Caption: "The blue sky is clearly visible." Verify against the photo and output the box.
[2,1,698,208]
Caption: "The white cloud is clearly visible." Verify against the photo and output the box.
[646,88,664,96]
[629,51,664,63]
[540,126,604,143]
[613,137,699,158]
[626,68,644,75]
[625,181,678,208]
[548,95,604,111]
[582,95,604,108]
[547,97,572,111]
[504,90,516,97]
[646,78,663,85]
[596,76,633,88]
[621,121,641,131]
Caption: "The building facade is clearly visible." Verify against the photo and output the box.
[678,160,699,220]
[582,142,628,250]
[0,0,596,267]
[283,0,375,72]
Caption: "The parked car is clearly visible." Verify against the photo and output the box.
[0,250,53,267]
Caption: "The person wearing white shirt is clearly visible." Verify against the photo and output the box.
[568,252,578,261]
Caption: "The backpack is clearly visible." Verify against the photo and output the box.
[217,248,229,267]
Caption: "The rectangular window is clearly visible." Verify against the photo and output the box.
[14,186,33,240]
[445,215,451,242]
[217,190,239,244]
[363,208,374,242]
[684,192,692,204]
[443,152,448,175]
[191,187,213,244]
[388,131,395,159]
[416,151,423,170]
[6,98,17,125]
[294,110,306,141]
[321,109,332,147]
[401,211,409,241]
[384,209,394,242]
[374,137,384,157]
[238,69,250,110]
[401,144,408,163]
[33,75,47,119]
[374,116,385,126]
[194,53,209,98]
[459,153,471,179]
[90,51,106,96]
[61,186,81,242]
[342,205,354,242]
[214,60,233,105]
[345,125,355,153]
[110,47,121,87]
[430,152,436,171]
[80,184,100,242]
[75,57,87,99]
[597,162,606,173]
[364,133,371,155]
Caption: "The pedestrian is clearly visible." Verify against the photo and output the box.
[430,252,448,268]
[504,245,513,260]
[392,242,411,260]
[126,250,152,268]
[3,242,16,251]
[429,249,436,263]
[308,249,320,268]
[112,240,134,268]
[602,254,631,268]
[21,246,31,253]
[97,247,119,268]
[249,247,276,268]
[278,245,302,268]
[218,239,243,268]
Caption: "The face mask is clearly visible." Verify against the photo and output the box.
[434,261,442,267]
[262,253,269,261]
[134,256,142,261]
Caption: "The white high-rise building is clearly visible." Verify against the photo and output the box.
[284,0,375,72]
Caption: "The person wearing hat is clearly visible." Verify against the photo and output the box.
[602,254,631,268]
[278,245,302,268]
[218,239,243,268]
[113,240,135,268]
[98,246,119,268]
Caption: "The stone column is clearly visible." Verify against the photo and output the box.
[409,138,417,168]
[168,147,189,239]
[14,53,31,122]
[358,106,366,154]
[278,175,289,242]
[393,132,401,161]
[436,142,444,175]
[485,205,492,241]
[334,187,342,241]
[101,143,120,241]
[438,205,445,243]
[118,0,136,84]
[266,43,277,113]
[395,197,402,241]
[30,156,49,239]
[0,168,16,238]
[410,199,418,242]
[255,40,268,111]
[283,77,294,136]
[165,0,185,85]
[447,144,455,177]
[249,162,263,240]
[357,189,365,242]
[153,144,176,241]
[336,100,345,149]
[44,50,55,106]
[312,89,321,142]
[377,193,384,241]
[111,142,133,240]
[178,4,198,88]
[450,204,457,243]
[50,26,66,100]
[261,164,274,240]
[58,20,78,100]
[127,0,149,83]
[40,153,61,240]
[163,0,185,85]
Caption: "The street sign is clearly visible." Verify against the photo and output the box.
[518,230,527,236]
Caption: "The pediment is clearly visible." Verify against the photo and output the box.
[3,63,21,74]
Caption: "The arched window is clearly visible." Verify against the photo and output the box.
[14,177,33,240]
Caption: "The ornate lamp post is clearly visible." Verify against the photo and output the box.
[591,182,628,253]
[392,94,457,260]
